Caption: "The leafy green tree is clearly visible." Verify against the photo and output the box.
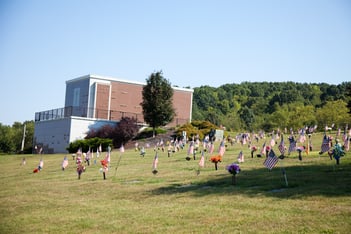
[0,124,16,153]
[267,105,289,129]
[287,104,316,130]
[240,106,255,131]
[316,100,351,128]
[141,71,175,137]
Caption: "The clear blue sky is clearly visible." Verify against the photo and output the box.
[0,0,350,125]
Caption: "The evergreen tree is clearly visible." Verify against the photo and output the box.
[141,71,175,136]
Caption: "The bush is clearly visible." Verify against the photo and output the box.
[84,117,139,149]
[112,117,139,148]
[175,121,218,140]
[66,138,112,153]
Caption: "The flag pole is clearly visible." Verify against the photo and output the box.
[196,150,205,175]
[114,145,124,177]
[114,152,122,177]
[279,157,288,187]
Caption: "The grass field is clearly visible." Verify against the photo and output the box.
[0,133,350,233]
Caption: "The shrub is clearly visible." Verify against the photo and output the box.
[175,121,218,140]
[66,138,112,153]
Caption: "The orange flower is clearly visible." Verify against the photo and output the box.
[210,155,222,163]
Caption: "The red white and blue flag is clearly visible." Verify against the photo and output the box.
[288,136,296,154]
[209,142,214,154]
[260,142,266,155]
[237,151,244,163]
[218,140,226,156]
[321,134,330,153]
[120,145,125,153]
[264,149,278,170]
[343,136,349,152]
[187,141,194,156]
[278,135,285,155]
[105,151,111,163]
[199,151,205,167]
[152,152,159,170]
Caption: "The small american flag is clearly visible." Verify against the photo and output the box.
[62,157,68,169]
[187,141,194,155]
[39,158,44,169]
[278,136,285,155]
[288,136,296,154]
[105,151,110,163]
[209,142,214,154]
[120,145,125,153]
[321,135,330,153]
[270,135,275,147]
[237,151,244,163]
[344,136,350,152]
[263,149,278,170]
[152,152,159,170]
[198,151,205,167]
[218,140,225,156]
[260,142,266,155]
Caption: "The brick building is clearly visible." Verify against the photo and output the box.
[34,74,193,153]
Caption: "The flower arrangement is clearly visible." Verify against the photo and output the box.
[226,163,241,185]
[210,155,222,170]
[226,163,241,175]
[100,159,109,180]
[210,155,222,163]
[251,146,258,158]
[251,146,258,152]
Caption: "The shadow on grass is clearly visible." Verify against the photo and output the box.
[150,161,351,199]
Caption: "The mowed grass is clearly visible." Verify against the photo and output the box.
[1,133,351,234]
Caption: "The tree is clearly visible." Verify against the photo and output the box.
[112,117,139,147]
[240,106,255,131]
[316,100,351,128]
[0,124,15,153]
[141,71,175,136]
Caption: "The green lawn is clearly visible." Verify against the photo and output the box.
[0,133,350,233]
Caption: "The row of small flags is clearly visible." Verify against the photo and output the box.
[36,129,350,176]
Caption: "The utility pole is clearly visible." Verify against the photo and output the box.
[21,124,26,152]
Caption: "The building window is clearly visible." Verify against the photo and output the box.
[73,88,80,107]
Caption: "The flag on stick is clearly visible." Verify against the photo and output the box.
[280,160,289,187]
[278,135,285,155]
[114,144,124,177]
[199,151,205,168]
[260,142,266,155]
[152,152,159,174]
[320,134,330,153]
[237,151,244,163]
[218,140,225,156]
[270,135,275,147]
[288,136,296,155]
[120,145,125,153]
[62,156,68,170]
[209,142,214,154]
[344,136,350,151]
[263,149,278,170]
[187,141,194,156]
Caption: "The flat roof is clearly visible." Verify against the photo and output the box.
[66,74,193,93]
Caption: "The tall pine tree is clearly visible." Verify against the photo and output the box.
[141,71,175,137]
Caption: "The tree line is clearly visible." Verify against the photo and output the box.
[191,81,351,131]
[0,121,34,154]
[1,78,350,154]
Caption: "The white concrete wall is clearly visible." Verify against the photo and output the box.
[34,118,71,153]
[34,117,117,153]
